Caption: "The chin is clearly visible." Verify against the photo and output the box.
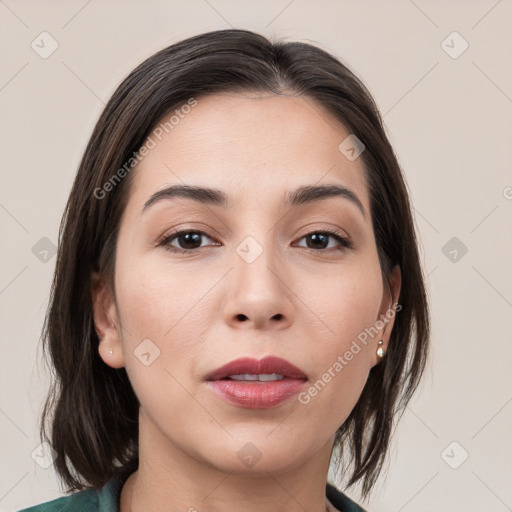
[198,437,312,476]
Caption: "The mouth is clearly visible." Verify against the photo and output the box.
[222,373,288,382]
[204,356,308,409]
[204,355,308,382]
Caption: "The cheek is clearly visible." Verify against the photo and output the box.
[298,255,383,349]
[113,255,214,400]
[115,253,211,341]
[294,260,382,421]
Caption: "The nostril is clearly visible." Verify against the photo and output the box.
[236,314,248,321]
[272,313,283,321]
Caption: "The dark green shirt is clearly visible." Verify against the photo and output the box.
[18,473,367,511]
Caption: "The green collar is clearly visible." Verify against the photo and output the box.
[19,473,366,512]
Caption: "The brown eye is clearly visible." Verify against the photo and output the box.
[295,230,352,251]
[159,230,218,253]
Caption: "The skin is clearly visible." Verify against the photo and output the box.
[92,91,401,512]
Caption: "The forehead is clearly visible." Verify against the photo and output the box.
[127,92,370,215]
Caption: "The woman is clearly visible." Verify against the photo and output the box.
[19,28,430,512]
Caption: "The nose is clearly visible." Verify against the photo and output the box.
[222,241,294,331]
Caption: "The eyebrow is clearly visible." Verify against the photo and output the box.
[142,183,366,218]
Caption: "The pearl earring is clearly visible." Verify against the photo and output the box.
[376,339,385,358]
[108,349,113,354]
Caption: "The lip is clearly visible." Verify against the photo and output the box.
[204,356,308,409]
[204,356,308,381]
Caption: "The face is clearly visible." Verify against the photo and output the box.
[93,92,401,475]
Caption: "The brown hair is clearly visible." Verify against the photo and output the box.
[40,28,430,500]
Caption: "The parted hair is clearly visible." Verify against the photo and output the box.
[39,28,430,500]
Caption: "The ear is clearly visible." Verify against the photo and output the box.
[370,264,402,368]
[91,271,125,369]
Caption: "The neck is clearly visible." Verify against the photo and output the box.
[120,409,338,512]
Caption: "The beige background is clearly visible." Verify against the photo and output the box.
[1,1,511,511]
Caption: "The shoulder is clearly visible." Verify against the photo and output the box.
[16,474,123,512]
[326,482,369,512]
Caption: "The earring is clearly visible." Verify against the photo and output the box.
[376,339,385,358]
[108,349,113,355]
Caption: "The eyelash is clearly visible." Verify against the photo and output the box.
[157,228,352,254]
